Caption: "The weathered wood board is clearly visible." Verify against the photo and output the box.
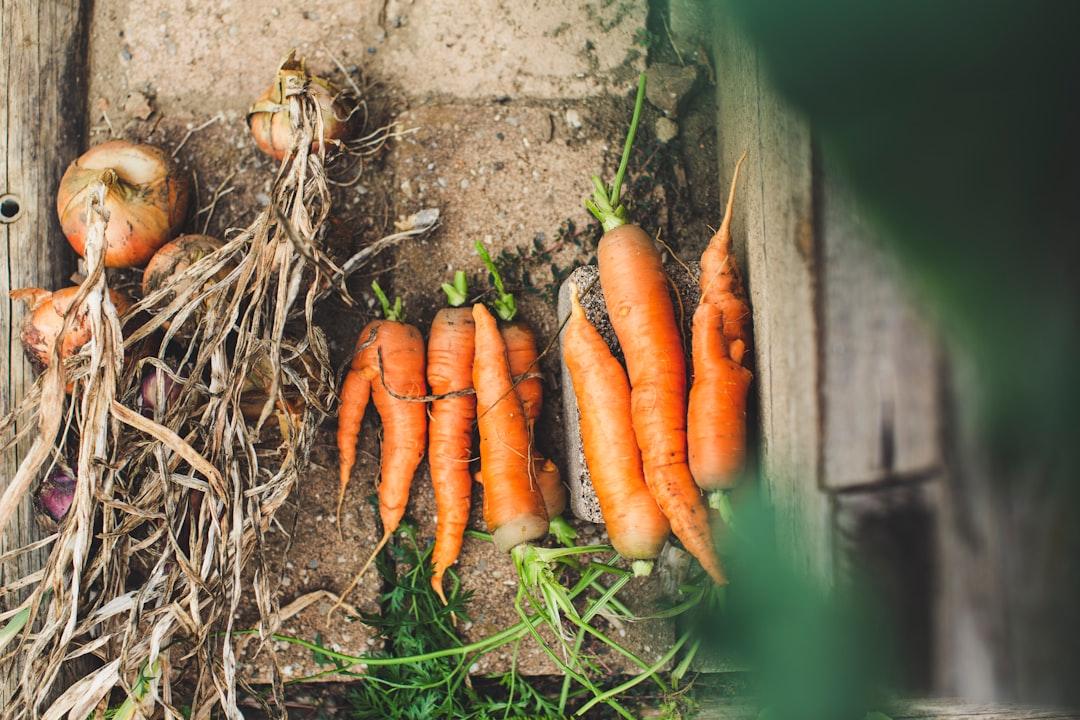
[712,12,831,583]
[1,0,89,705]
[820,164,943,489]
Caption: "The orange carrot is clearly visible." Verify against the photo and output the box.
[472,302,548,552]
[563,283,671,571]
[586,74,725,584]
[533,457,566,519]
[474,241,575,544]
[501,321,543,432]
[689,153,754,490]
[427,271,477,604]
[474,240,544,432]
[336,281,427,581]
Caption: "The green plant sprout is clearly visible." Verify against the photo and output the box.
[441,270,469,308]
[547,514,579,547]
[254,525,711,718]
[586,72,647,232]
[372,279,404,321]
[475,240,517,322]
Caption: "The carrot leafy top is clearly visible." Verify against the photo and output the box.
[475,241,517,322]
[441,270,468,308]
[372,280,405,322]
[585,72,647,232]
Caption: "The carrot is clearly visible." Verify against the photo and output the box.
[472,302,548,553]
[501,322,543,432]
[475,241,576,545]
[563,283,671,573]
[427,271,477,604]
[689,153,754,491]
[333,281,427,607]
[474,241,543,431]
[585,73,725,584]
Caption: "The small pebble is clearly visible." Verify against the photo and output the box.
[254,192,270,205]
[565,109,583,129]
[367,47,377,54]
[655,117,679,144]
[308,559,319,570]
[120,46,133,62]
[459,179,470,189]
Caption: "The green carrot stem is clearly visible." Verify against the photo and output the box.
[515,586,634,720]
[609,72,647,208]
[709,489,737,531]
[576,632,689,716]
[549,515,579,547]
[585,72,647,231]
[441,270,468,307]
[671,637,701,688]
[474,241,517,321]
[371,280,404,322]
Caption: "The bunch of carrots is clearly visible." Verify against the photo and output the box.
[568,74,754,585]
[335,245,566,605]
[335,73,754,605]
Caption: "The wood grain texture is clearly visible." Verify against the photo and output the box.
[820,163,943,489]
[0,0,88,704]
[712,14,831,582]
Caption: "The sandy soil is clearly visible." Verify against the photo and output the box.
[86,0,721,683]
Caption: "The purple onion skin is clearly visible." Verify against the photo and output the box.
[141,368,179,414]
[36,469,77,522]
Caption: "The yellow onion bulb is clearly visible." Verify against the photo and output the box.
[11,285,133,380]
[142,233,232,334]
[247,59,349,161]
[57,140,191,268]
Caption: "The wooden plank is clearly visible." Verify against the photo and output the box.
[712,17,831,581]
[0,0,88,704]
[820,162,943,489]
[833,479,943,693]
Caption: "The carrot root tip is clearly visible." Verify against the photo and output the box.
[431,574,449,606]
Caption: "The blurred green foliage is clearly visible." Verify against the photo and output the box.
[714,0,1080,709]
[720,0,1080,459]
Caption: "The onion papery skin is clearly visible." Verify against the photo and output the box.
[248,68,348,161]
[57,140,191,268]
[142,233,231,334]
[12,285,133,376]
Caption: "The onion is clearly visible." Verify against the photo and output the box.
[35,466,77,523]
[141,366,181,414]
[57,140,191,268]
[238,348,313,420]
[142,233,230,331]
[11,286,133,375]
[247,56,349,161]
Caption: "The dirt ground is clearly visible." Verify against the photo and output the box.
[87,0,722,683]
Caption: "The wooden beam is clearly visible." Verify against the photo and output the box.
[1,0,89,704]
[819,162,943,490]
[712,13,832,582]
